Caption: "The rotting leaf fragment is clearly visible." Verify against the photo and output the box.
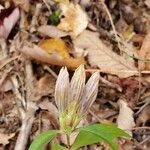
[0,3,20,39]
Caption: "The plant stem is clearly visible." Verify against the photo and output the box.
[66,134,71,150]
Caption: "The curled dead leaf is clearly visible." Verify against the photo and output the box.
[57,2,88,37]
[117,99,135,136]
[19,42,84,68]
[38,25,69,38]
[37,74,56,96]
[38,99,59,120]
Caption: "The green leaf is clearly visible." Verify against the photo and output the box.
[48,10,60,25]
[52,144,67,150]
[71,124,130,150]
[29,130,58,150]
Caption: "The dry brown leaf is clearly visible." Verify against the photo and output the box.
[13,0,29,12]
[38,99,59,120]
[57,3,88,37]
[138,31,150,70]
[37,74,55,96]
[74,30,137,78]
[0,132,15,145]
[117,99,135,136]
[19,42,84,68]
[0,79,13,92]
[38,25,69,38]
[136,105,150,126]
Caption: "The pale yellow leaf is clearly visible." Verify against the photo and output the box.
[57,3,88,37]
[74,30,137,78]
[117,99,135,136]
[39,38,70,59]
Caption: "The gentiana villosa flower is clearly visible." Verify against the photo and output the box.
[55,65,100,134]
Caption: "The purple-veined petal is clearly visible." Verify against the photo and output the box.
[69,64,86,107]
[80,71,100,114]
[54,67,69,113]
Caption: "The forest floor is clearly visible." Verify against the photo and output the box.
[0,0,150,149]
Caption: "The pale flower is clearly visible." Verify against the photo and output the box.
[55,65,99,134]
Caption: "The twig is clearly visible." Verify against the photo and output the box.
[19,10,26,30]
[0,55,20,70]
[98,0,119,45]
[0,39,8,58]
[0,67,12,88]
[42,0,51,13]
[138,136,150,146]
[86,69,150,75]
[132,127,150,130]
[98,0,141,62]
[99,75,122,92]
[135,100,150,116]
[11,75,26,119]
[88,109,103,123]
[14,102,38,150]
[43,65,58,79]
[14,60,38,150]
[30,3,42,33]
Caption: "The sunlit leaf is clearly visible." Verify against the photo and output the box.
[38,38,85,68]
[29,130,58,150]
[20,42,85,69]
[71,124,130,150]
[39,38,70,59]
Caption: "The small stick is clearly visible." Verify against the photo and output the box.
[0,39,8,58]
[30,3,42,33]
[42,0,51,13]
[0,55,20,70]
[14,102,38,150]
[0,67,12,88]
[43,65,58,79]
[99,75,122,92]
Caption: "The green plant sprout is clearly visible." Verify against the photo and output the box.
[29,65,130,150]
[48,10,60,25]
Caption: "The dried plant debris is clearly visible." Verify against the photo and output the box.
[0,0,150,149]
[0,3,20,39]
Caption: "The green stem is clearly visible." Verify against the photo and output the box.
[66,134,71,150]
